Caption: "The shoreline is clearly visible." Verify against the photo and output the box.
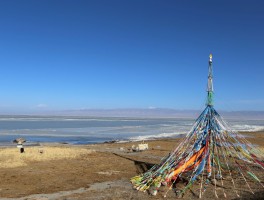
[1,130,263,148]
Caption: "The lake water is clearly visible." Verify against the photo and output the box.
[0,116,263,146]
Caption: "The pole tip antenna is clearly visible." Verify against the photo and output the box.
[209,53,213,63]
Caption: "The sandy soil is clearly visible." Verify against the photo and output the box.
[0,131,263,200]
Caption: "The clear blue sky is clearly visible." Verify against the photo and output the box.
[0,0,263,112]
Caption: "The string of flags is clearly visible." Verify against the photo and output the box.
[131,54,264,198]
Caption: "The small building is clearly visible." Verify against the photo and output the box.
[132,142,148,152]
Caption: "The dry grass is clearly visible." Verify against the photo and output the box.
[0,146,93,168]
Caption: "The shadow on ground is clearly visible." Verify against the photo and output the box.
[112,152,155,174]
[134,160,154,174]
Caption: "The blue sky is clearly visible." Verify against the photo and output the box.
[0,0,263,113]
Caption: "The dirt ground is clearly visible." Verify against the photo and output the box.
[0,131,263,200]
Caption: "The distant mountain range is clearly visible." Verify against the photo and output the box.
[37,108,264,120]
[1,108,264,120]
